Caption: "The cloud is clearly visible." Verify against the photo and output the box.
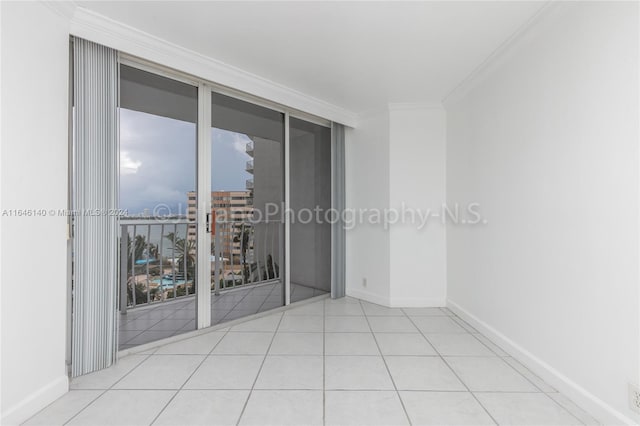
[119,110,255,215]
[119,108,197,214]
[140,184,185,202]
[121,150,142,175]
[232,132,251,155]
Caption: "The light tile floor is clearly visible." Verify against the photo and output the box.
[26,297,601,426]
[119,282,326,350]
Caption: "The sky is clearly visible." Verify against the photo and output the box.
[120,108,252,215]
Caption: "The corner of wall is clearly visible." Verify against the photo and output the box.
[1,2,72,423]
[388,104,447,307]
[1,375,69,426]
[344,107,392,305]
[443,2,639,422]
[448,299,638,426]
[441,1,559,109]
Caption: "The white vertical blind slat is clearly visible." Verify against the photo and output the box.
[72,37,119,377]
[331,123,346,298]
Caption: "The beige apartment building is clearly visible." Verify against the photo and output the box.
[187,190,253,264]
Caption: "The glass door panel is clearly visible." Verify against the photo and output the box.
[118,65,198,350]
[210,92,284,324]
[289,118,332,302]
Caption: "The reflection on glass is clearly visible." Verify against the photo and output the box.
[290,118,331,302]
[209,93,284,324]
[119,65,197,217]
[118,65,198,350]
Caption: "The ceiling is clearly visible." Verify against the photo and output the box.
[76,1,546,114]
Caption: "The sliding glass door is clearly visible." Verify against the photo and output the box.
[116,61,334,351]
[118,65,198,350]
[289,118,332,302]
[208,93,285,323]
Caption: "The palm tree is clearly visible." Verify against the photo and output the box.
[125,234,158,273]
[124,233,159,305]
[233,223,252,282]
[166,232,196,282]
[129,234,146,270]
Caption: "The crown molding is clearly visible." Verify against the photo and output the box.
[355,106,390,125]
[388,101,444,112]
[41,0,77,21]
[442,0,560,107]
[356,101,444,125]
[69,7,358,127]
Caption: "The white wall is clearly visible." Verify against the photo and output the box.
[1,2,71,424]
[345,111,391,304]
[346,106,447,307]
[445,2,639,424]
[389,106,447,307]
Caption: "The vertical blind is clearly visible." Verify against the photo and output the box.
[71,37,119,377]
[331,123,346,298]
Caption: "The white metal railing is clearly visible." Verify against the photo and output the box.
[211,220,281,293]
[119,220,196,313]
[119,219,281,311]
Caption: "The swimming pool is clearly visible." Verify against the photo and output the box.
[151,278,189,289]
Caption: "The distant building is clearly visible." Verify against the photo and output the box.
[185,134,282,276]
[187,190,253,265]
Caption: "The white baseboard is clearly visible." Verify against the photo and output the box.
[447,299,636,426]
[346,288,391,306]
[1,375,69,426]
[389,297,446,308]
[346,289,446,308]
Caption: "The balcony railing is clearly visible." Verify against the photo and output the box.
[211,220,281,292]
[246,141,254,156]
[246,179,254,189]
[246,160,254,173]
[119,219,196,313]
[119,219,281,311]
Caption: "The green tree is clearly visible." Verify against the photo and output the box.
[233,223,252,282]
[166,232,196,284]
[124,233,159,305]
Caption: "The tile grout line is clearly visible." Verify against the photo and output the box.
[60,387,571,393]
[52,298,583,426]
[255,285,276,313]
[449,314,587,425]
[492,356,587,425]
[62,352,155,425]
[119,300,199,348]
[121,283,280,349]
[56,390,108,426]
[119,311,169,346]
[546,393,596,425]
[148,325,235,425]
[235,311,286,426]
[323,299,326,426]
[217,287,258,323]
[214,284,269,322]
[467,330,509,357]
[360,300,413,426]
[402,310,501,426]
[27,386,109,425]
[58,300,364,425]
[210,290,237,327]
